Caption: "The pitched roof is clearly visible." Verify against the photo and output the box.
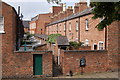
[56,36,69,46]
[35,34,48,40]
[47,8,93,26]
[23,21,30,28]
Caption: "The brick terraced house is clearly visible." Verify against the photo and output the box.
[0,1,119,78]
[38,2,119,76]
[46,3,106,50]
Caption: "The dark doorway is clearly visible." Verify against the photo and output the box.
[94,44,97,50]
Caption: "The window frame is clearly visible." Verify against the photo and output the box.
[0,17,5,33]
[85,19,89,31]
[69,22,71,31]
[85,39,89,46]
[98,41,104,50]
[64,23,66,31]
[76,21,79,31]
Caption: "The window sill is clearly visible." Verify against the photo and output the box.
[0,31,5,34]
[85,30,89,31]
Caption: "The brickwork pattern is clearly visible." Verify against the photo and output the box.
[60,50,108,75]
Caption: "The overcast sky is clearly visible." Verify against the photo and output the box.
[2,0,89,20]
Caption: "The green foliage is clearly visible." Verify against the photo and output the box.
[25,32,35,39]
[90,2,120,30]
[47,34,62,44]
[47,0,61,4]
[69,41,82,49]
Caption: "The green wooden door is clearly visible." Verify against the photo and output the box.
[33,54,42,75]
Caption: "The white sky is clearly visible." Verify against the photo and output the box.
[2,0,90,20]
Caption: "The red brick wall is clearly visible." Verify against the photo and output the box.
[1,2,19,78]
[60,50,108,75]
[36,13,52,34]
[107,21,120,71]
[2,51,53,78]
[1,2,53,78]
[29,20,37,34]
[78,2,88,12]
[66,18,79,42]
[52,6,63,15]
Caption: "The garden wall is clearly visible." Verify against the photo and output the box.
[60,50,109,75]
[2,51,53,78]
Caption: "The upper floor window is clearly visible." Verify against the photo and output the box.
[98,41,104,50]
[59,24,61,32]
[76,21,78,31]
[64,23,66,31]
[0,17,5,33]
[85,19,89,31]
[69,22,71,31]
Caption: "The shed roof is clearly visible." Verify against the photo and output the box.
[56,36,69,46]
[35,34,48,40]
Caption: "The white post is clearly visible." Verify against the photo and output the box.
[58,48,60,65]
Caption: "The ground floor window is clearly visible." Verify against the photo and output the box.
[85,39,89,46]
[98,41,104,50]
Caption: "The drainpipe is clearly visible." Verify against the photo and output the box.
[105,27,107,50]
[78,17,80,42]
[57,24,58,33]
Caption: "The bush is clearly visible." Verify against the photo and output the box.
[69,41,82,49]
[47,34,62,44]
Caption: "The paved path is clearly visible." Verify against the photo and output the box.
[53,71,119,78]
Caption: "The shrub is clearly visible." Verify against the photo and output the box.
[69,41,82,49]
[47,34,62,44]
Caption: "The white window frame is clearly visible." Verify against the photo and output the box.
[98,41,104,50]
[69,22,71,31]
[81,41,84,46]
[85,39,89,46]
[76,21,78,31]
[0,17,5,33]
[64,23,66,31]
[85,19,89,31]
[59,24,61,31]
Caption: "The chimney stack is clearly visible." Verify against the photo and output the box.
[63,3,66,12]
[79,2,88,12]
[74,3,79,13]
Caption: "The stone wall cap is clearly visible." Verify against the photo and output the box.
[64,50,107,52]
[14,50,52,53]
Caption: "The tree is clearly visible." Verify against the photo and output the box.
[90,2,120,30]
[47,34,62,44]
[47,0,61,4]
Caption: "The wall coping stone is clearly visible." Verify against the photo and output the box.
[14,50,52,53]
[64,50,107,53]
